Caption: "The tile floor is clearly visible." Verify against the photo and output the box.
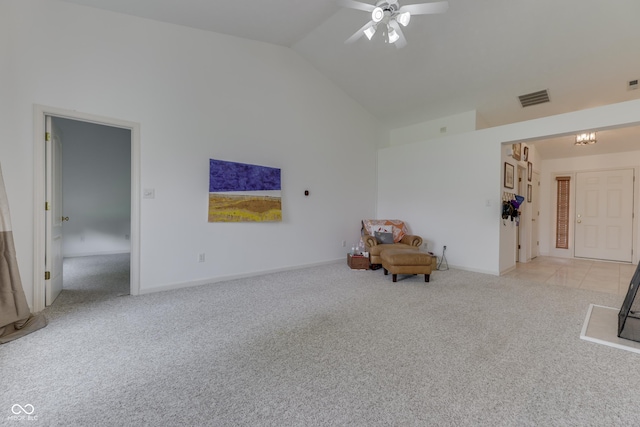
[502,256,637,296]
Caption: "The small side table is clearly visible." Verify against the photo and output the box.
[347,253,369,270]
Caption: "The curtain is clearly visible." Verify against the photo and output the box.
[0,163,47,344]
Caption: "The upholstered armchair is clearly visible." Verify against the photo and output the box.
[361,220,423,266]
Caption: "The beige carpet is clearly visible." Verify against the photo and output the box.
[3,259,640,426]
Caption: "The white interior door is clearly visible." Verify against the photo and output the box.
[530,171,540,259]
[45,116,63,305]
[516,166,525,262]
[574,169,634,262]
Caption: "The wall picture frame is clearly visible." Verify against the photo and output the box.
[527,161,533,182]
[512,143,522,161]
[504,162,514,189]
[208,159,282,222]
[527,184,532,202]
[523,146,529,162]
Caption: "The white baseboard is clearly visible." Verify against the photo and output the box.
[500,265,516,275]
[64,250,131,258]
[138,258,343,295]
[436,263,499,276]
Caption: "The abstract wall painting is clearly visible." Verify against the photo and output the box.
[208,159,282,222]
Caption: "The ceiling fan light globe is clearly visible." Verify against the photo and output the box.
[388,27,400,43]
[372,7,384,23]
[397,12,411,26]
[364,25,377,40]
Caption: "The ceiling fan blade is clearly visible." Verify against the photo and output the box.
[337,0,376,13]
[399,1,449,15]
[388,20,408,48]
[345,20,375,44]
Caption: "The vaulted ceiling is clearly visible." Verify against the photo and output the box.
[57,0,640,157]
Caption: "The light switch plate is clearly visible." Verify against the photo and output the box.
[143,188,155,199]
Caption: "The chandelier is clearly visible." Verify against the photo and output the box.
[575,132,597,146]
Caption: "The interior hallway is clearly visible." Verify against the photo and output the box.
[503,256,637,297]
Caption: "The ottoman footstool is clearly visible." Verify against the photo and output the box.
[380,249,433,283]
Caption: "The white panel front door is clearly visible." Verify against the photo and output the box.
[574,169,634,262]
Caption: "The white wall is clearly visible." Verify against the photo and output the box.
[540,150,640,261]
[498,141,541,271]
[57,118,132,257]
[389,110,477,146]
[379,101,640,276]
[1,0,382,307]
[499,145,518,272]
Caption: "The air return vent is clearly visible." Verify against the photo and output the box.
[518,89,550,108]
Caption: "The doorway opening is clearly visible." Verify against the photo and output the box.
[33,105,141,312]
[55,117,132,304]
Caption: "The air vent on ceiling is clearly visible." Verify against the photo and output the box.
[518,89,550,108]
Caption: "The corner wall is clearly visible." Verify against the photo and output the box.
[389,111,477,146]
[0,0,382,307]
[378,101,640,276]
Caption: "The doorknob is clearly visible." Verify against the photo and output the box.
[577,219,582,224]
[61,216,69,222]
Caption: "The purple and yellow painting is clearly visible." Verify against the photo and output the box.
[208,159,282,222]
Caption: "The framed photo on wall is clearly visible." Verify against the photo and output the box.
[527,184,532,202]
[527,161,533,182]
[504,162,514,189]
[523,146,529,161]
[512,143,522,161]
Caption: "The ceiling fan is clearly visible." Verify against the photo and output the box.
[339,0,449,48]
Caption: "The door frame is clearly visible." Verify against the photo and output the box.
[530,171,540,259]
[517,164,527,263]
[33,105,141,312]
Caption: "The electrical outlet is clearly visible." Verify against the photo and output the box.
[198,253,205,263]
[342,240,346,247]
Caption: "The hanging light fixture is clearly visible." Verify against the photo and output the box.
[388,25,400,43]
[371,6,384,23]
[575,132,597,146]
[364,25,377,40]
[397,11,411,26]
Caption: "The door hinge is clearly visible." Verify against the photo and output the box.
[45,202,50,211]
[45,271,50,280]
[45,132,51,142]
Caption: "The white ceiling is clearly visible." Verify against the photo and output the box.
[57,0,640,158]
